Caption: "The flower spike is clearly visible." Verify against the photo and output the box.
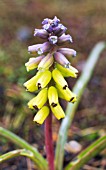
[24,16,78,124]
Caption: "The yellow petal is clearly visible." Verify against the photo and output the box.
[28,88,48,109]
[36,70,52,89]
[23,71,42,92]
[33,106,50,124]
[52,69,68,89]
[25,56,44,71]
[38,53,54,70]
[56,63,78,78]
[51,103,65,120]
[56,85,77,103]
[48,86,58,107]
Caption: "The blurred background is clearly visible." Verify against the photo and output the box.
[0,0,106,169]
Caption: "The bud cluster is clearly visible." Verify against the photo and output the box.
[24,16,78,124]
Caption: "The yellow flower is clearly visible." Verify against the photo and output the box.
[38,53,54,70]
[50,103,65,120]
[48,86,58,107]
[23,71,42,92]
[33,106,50,124]
[52,69,68,89]
[36,70,52,89]
[56,85,77,103]
[25,56,44,71]
[28,88,48,109]
[56,63,78,78]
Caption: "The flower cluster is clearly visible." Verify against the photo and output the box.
[24,16,78,124]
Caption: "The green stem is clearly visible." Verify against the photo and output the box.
[65,135,106,170]
[55,42,106,170]
[0,127,48,170]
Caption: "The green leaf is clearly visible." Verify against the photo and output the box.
[0,149,25,162]
[0,127,48,170]
[65,136,106,170]
[55,42,106,170]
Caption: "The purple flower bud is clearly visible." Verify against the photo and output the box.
[54,16,60,22]
[51,16,60,27]
[37,42,52,55]
[48,36,58,44]
[42,18,49,25]
[53,24,67,36]
[34,29,49,39]
[28,44,42,54]
[57,48,77,58]
[58,34,73,45]
[43,24,53,33]
[54,52,70,67]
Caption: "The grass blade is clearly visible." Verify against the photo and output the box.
[65,136,106,170]
[0,149,24,163]
[0,127,48,170]
[55,42,106,170]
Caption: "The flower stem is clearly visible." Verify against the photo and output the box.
[45,112,54,170]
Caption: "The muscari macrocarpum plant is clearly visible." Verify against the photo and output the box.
[0,16,106,170]
[23,16,78,170]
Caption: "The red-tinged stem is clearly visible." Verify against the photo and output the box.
[45,112,54,170]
